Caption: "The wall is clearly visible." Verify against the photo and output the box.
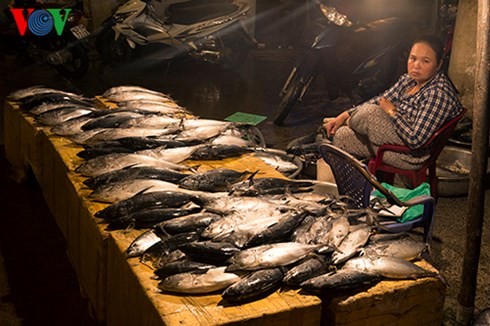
[448,0,477,114]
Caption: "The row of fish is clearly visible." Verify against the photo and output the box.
[7,85,438,305]
[9,85,300,177]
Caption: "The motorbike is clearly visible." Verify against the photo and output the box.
[273,0,411,125]
[3,1,91,78]
[96,0,254,69]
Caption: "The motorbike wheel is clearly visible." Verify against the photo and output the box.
[54,44,89,79]
[273,72,304,126]
[219,32,249,70]
[99,29,132,67]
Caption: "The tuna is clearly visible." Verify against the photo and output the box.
[222,267,285,303]
[226,242,320,271]
[300,269,382,292]
[158,266,242,294]
[342,256,438,279]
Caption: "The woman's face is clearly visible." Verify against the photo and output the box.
[407,42,440,85]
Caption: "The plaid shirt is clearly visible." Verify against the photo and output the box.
[351,72,463,149]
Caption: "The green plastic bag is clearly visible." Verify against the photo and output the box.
[372,182,430,223]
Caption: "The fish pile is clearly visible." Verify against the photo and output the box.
[8,85,301,175]
[122,192,436,303]
[8,85,438,305]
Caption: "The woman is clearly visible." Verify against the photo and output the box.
[323,34,463,170]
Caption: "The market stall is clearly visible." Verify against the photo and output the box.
[3,86,446,325]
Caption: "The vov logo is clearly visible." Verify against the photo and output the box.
[10,8,72,36]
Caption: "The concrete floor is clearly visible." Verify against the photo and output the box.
[0,28,489,325]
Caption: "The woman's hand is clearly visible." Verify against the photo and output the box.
[378,97,396,117]
[323,111,350,137]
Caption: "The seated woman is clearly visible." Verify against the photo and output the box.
[324,34,464,170]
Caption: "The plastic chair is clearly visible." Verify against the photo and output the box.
[319,143,435,242]
[367,109,467,198]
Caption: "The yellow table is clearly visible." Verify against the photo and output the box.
[3,101,322,325]
[3,100,445,326]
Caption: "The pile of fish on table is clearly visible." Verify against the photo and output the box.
[8,85,439,304]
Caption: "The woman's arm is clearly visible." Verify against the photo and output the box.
[392,86,459,149]
[323,111,350,137]
[367,73,410,105]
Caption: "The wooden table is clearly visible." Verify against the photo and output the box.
[3,100,446,325]
[3,101,322,325]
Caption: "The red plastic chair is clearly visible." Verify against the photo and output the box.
[368,108,467,198]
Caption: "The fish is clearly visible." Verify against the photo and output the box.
[252,150,300,174]
[361,238,428,261]
[108,204,203,230]
[332,226,372,265]
[153,258,215,280]
[222,267,285,303]
[201,195,281,216]
[83,166,188,189]
[137,144,204,163]
[190,145,253,160]
[173,125,229,142]
[178,241,241,265]
[141,242,184,269]
[118,99,179,108]
[36,107,95,126]
[20,92,92,111]
[7,86,65,101]
[141,231,201,268]
[116,137,191,151]
[94,190,205,220]
[103,86,171,98]
[153,250,187,270]
[245,210,307,248]
[157,266,242,294]
[180,119,232,129]
[68,128,107,145]
[119,102,188,115]
[119,114,180,129]
[178,169,251,192]
[201,203,287,244]
[104,91,172,103]
[283,255,331,287]
[30,102,92,116]
[89,179,180,203]
[80,111,145,130]
[300,269,382,292]
[228,178,315,197]
[291,215,319,244]
[76,146,134,160]
[125,229,163,258]
[156,212,223,235]
[226,242,320,272]
[267,194,328,217]
[210,134,251,147]
[211,212,288,248]
[327,216,351,248]
[342,256,438,279]
[51,115,94,136]
[83,127,180,145]
[75,153,190,177]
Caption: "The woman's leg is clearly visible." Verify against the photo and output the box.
[343,104,428,169]
[332,126,373,160]
[349,104,403,146]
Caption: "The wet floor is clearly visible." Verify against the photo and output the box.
[1,32,351,149]
[89,46,350,147]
